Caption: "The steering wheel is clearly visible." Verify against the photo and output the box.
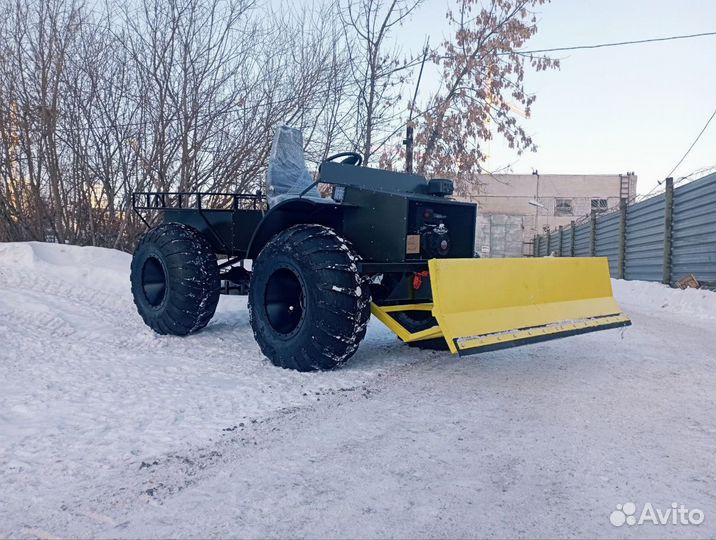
[324,151,363,166]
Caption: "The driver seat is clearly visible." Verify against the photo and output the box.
[266,126,322,207]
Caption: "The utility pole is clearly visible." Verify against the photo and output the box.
[404,125,414,174]
[404,40,429,174]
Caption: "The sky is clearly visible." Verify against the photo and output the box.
[399,0,716,196]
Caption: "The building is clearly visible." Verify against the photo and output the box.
[459,172,637,257]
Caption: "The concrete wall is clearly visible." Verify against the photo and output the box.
[460,172,637,256]
[475,214,524,258]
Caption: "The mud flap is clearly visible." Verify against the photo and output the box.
[428,257,631,355]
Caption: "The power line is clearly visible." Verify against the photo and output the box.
[665,109,716,179]
[515,31,715,55]
[635,109,716,201]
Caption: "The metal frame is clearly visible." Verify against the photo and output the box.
[132,191,265,211]
[370,302,443,343]
[132,191,266,252]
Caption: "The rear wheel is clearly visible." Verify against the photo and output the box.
[249,224,371,371]
[131,223,220,335]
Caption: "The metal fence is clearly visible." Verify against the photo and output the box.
[574,222,590,256]
[624,194,665,282]
[533,173,716,286]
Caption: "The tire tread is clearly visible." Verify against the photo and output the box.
[248,224,371,371]
[130,223,220,336]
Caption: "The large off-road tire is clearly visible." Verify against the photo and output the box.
[131,223,220,335]
[248,224,371,371]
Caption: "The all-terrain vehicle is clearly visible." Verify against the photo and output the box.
[130,126,630,371]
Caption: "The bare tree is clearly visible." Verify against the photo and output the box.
[0,0,86,244]
[338,0,422,165]
[0,0,557,248]
[0,0,356,248]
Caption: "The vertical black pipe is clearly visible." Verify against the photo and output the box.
[662,177,674,285]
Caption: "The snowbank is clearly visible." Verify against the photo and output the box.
[0,241,130,285]
[612,278,715,321]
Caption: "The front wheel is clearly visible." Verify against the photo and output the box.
[131,223,220,335]
[248,224,371,371]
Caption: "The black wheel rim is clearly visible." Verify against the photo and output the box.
[264,268,304,335]
[142,256,167,307]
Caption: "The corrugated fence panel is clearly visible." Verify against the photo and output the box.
[671,173,716,285]
[574,223,591,256]
[538,233,548,256]
[624,193,665,281]
[531,173,714,281]
[561,227,573,256]
[595,211,620,276]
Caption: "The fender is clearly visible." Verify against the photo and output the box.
[246,197,345,259]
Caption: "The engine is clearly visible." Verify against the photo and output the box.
[417,207,450,258]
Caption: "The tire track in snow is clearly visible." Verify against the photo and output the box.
[0,242,418,539]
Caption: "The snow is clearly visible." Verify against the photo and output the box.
[0,242,714,539]
[0,242,407,535]
[612,278,715,321]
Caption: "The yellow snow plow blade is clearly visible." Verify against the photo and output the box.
[371,257,631,355]
[428,257,631,355]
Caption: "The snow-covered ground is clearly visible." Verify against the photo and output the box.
[0,242,714,539]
